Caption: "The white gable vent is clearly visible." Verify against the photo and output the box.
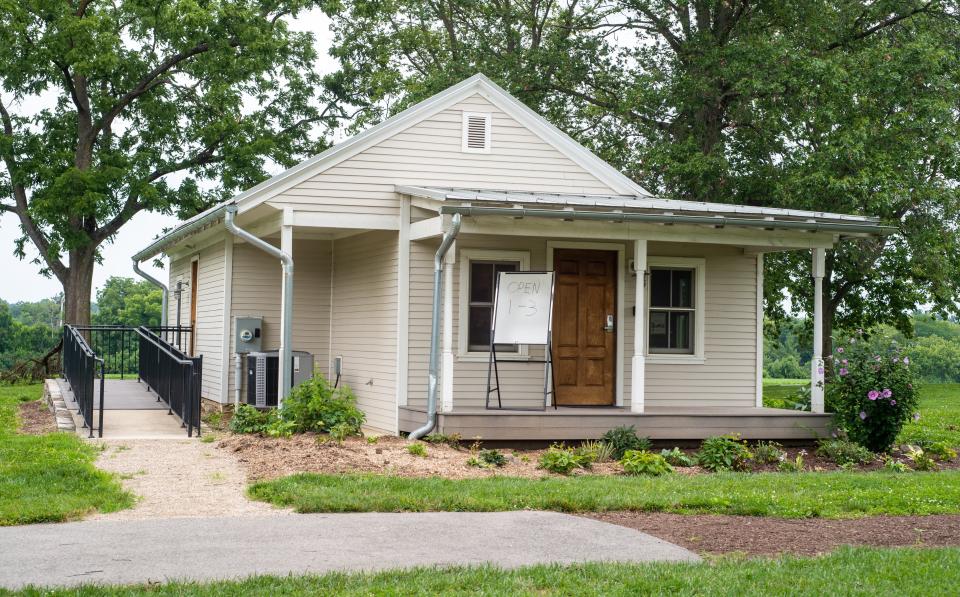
[461,112,491,153]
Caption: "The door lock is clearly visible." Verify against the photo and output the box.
[604,314,615,332]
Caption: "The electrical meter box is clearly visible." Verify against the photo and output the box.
[235,316,263,353]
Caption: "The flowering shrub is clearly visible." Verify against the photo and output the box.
[827,330,918,452]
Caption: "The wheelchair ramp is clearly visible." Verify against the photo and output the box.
[56,378,192,440]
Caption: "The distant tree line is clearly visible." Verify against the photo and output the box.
[767,314,960,384]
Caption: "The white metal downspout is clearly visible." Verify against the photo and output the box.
[409,214,461,440]
[224,205,295,404]
[133,258,168,327]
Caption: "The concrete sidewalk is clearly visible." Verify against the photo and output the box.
[0,512,698,589]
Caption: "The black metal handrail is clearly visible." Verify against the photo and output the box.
[71,325,193,378]
[62,326,104,438]
[136,326,202,437]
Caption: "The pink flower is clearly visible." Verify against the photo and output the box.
[903,356,910,365]
[890,400,897,406]
[868,390,880,401]
[841,359,848,365]
[818,367,824,375]
[837,347,845,354]
[839,368,848,376]
[881,388,892,399]
[860,411,868,420]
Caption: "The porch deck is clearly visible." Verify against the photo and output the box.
[399,405,834,442]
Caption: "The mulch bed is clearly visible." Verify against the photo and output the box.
[588,512,960,556]
[17,400,58,435]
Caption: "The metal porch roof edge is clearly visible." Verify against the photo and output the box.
[398,185,885,227]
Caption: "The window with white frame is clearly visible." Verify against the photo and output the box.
[647,257,705,358]
[458,250,530,356]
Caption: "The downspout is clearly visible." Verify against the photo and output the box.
[409,214,461,440]
[224,205,295,404]
[133,258,168,327]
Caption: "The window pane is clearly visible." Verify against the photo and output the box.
[494,262,518,275]
[649,310,669,349]
[650,269,670,307]
[468,305,491,350]
[670,311,693,351]
[672,270,693,308]
[470,263,493,303]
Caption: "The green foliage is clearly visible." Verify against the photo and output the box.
[777,450,807,473]
[924,442,958,462]
[828,331,919,452]
[697,435,753,472]
[279,374,365,435]
[0,301,59,374]
[366,436,379,445]
[883,456,910,473]
[229,404,278,435]
[906,446,938,472]
[600,426,652,460]
[815,439,875,466]
[752,442,787,465]
[423,432,462,448]
[538,444,589,475]
[659,447,695,468]
[468,449,507,469]
[329,423,353,446]
[577,440,616,464]
[620,450,673,476]
[407,443,427,457]
[92,277,162,327]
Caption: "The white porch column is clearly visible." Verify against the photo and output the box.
[631,240,648,413]
[811,248,826,413]
[441,243,456,412]
[278,214,294,406]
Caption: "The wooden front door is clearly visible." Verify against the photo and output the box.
[189,260,199,355]
[552,249,617,406]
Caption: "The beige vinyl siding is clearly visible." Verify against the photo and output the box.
[267,93,618,217]
[225,238,332,402]
[166,240,226,402]
[330,230,399,433]
[644,243,758,408]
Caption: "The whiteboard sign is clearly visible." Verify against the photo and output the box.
[492,271,555,345]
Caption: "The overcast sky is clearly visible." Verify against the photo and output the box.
[0,8,337,303]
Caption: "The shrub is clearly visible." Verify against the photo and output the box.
[752,441,787,464]
[697,434,752,472]
[925,441,958,461]
[815,438,874,466]
[905,446,938,471]
[468,449,507,469]
[407,443,427,457]
[575,440,615,464]
[229,404,278,434]
[659,447,695,467]
[620,450,673,476]
[538,444,589,475]
[826,330,919,452]
[600,426,652,460]
[424,432,462,447]
[883,456,909,473]
[280,373,365,435]
[777,450,806,473]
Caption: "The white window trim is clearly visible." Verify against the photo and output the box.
[645,256,706,364]
[457,249,530,361]
[461,111,492,153]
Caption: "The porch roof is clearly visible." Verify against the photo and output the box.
[398,185,895,237]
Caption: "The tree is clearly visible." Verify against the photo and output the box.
[0,0,343,326]
[92,276,162,327]
[322,0,960,357]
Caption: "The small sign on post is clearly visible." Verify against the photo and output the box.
[486,271,556,410]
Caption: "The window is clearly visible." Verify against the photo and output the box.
[458,250,530,357]
[648,268,694,353]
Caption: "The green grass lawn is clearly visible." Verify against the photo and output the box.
[249,469,960,518]
[0,385,133,526]
[12,547,959,596]
[762,377,808,409]
[898,383,960,445]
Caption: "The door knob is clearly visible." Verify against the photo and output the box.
[603,314,615,332]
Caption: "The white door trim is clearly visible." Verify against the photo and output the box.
[546,241,626,407]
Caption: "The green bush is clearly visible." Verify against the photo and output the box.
[925,441,958,461]
[815,438,875,466]
[468,449,507,469]
[407,443,427,457]
[576,440,615,463]
[659,447,695,467]
[752,441,787,464]
[600,426,652,460]
[229,404,278,434]
[280,373,365,435]
[697,435,752,472]
[827,330,919,452]
[620,450,673,476]
[906,445,937,471]
[538,444,589,475]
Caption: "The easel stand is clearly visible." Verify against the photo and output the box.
[484,335,556,411]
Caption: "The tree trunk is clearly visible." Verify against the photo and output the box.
[62,248,96,326]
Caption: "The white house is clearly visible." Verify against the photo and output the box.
[132,74,891,440]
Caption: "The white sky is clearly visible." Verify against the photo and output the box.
[0,9,337,303]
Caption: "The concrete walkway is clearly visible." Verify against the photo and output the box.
[56,378,187,439]
[0,512,699,589]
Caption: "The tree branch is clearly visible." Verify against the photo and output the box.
[825,1,937,51]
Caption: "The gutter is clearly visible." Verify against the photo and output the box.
[409,213,462,440]
[438,205,896,236]
[132,259,169,327]
[132,204,231,263]
[224,205,295,405]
